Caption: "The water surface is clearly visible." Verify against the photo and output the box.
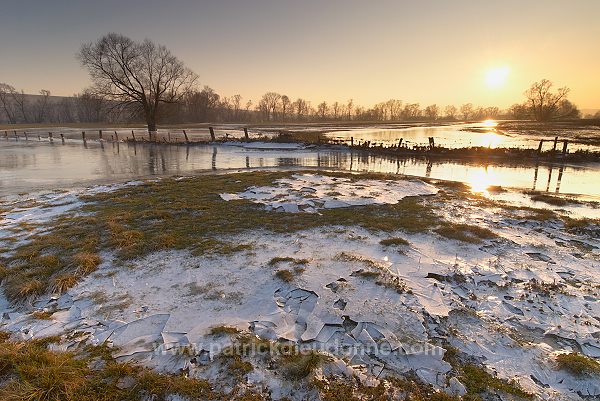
[1,139,598,199]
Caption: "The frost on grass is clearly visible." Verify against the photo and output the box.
[1,170,600,400]
[220,173,438,213]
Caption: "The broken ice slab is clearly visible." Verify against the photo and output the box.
[110,314,170,357]
[526,252,556,264]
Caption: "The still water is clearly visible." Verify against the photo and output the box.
[325,122,600,152]
[1,139,598,198]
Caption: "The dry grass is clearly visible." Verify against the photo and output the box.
[435,223,498,243]
[74,252,102,274]
[1,170,449,303]
[31,311,53,320]
[268,257,309,266]
[0,333,271,401]
[556,352,600,376]
[209,325,241,336]
[51,273,79,294]
[280,350,329,381]
[379,237,410,246]
[275,269,295,282]
[525,191,580,207]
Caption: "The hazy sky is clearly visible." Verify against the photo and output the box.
[1,0,598,109]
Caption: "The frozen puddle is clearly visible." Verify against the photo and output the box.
[220,173,438,212]
[0,180,144,246]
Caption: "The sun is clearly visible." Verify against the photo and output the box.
[485,66,510,89]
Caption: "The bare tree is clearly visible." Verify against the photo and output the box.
[280,95,291,121]
[33,90,51,123]
[78,33,197,134]
[231,94,242,120]
[259,92,281,121]
[0,83,18,123]
[346,99,353,120]
[317,101,328,120]
[444,105,457,120]
[524,79,578,121]
[424,104,439,120]
[460,103,473,121]
[292,98,308,121]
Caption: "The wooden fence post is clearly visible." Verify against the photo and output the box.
[183,130,189,143]
[398,138,403,148]
[48,132,53,142]
[244,127,249,140]
[537,140,544,155]
[99,130,103,140]
[14,131,18,140]
[209,127,216,141]
[60,133,65,144]
[562,140,568,155]
[131,131,136,142]
[114,131,119,142]
[168,132,171,142]
[350,137,354,147]
[552,136,558,151]
[24,131,28,140]
[82,131,86,142]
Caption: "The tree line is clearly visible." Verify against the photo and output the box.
[0,33,585,129]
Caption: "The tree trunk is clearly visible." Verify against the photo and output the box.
[146,111,157,141]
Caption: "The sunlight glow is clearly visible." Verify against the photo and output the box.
[467,168,499,194]
[482,119,498,128]
[485,66,510,89]
[478,132,505,148]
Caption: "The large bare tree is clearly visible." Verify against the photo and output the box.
[78,33,197,134]
[524,79,578,121]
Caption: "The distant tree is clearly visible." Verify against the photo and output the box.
[75,89,106,122]
[444,105,457,120]
[460,103,473,120]
[402,103,421,120]
[424,104,439,120]
[33,90,51,123]
[386,99,402,120]
[346,99,353,120]
[524,79,579,121]
[332,101,340,119]
[0,83,18,123]
[231,94,242,120]
[280,95,291,121]
[317,101,328,120]
[508,103,529,120]
[78,33,197,133]
[185,86,220,122]
[259,92,281,121]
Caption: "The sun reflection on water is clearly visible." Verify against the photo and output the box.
[467,167,500,194]
[482,119,498,128]
[478,131,505,148]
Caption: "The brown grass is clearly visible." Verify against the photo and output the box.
[435,223,498,243]
[556,352,600,375]
[74,252,102,274]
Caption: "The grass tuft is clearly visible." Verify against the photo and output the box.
[268,257,309,266]
[379,237,410,247]
[209,325,241,336]
[435,223,498,243]
[556,352,600,376]
[74,252,102,274]
[275,269,295,282]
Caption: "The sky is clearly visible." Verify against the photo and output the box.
[1,0,599,110]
